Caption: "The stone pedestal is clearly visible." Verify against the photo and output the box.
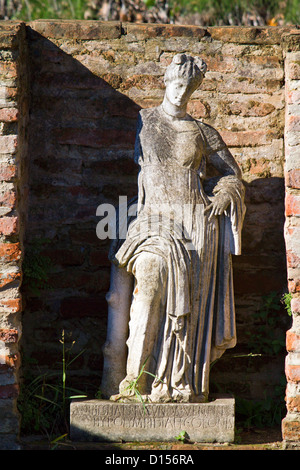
[70,396,235,443]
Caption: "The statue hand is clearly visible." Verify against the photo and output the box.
[204,194,230,220]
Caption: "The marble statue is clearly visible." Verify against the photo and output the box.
[100,54,246,403]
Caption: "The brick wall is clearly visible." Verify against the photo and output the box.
[282,29,300,445]
[0,20,298,447]
[0,21,29,450]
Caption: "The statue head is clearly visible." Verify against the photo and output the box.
[163,54,207,109]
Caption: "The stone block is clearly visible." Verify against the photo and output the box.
[70,396,235,443]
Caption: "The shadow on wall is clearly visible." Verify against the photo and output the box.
[21,29,140,394]
[20,28,287,399]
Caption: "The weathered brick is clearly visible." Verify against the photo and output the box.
[120,74,164,92]
[0,216,18,235]
[287,330,300,352]
[286,395,300,413]
[0,135,17,154]
[291,297,300,314]
[187,100,209,119]
[220,129,279,147]
[282,415,300,441]
[282,30,300,52]
[217,76,283,94]
[0,243,20,262]
[287,250,300,269]
[0,272,20,288]
[0,62,17,80]
[219,99,275,117]
[29,20,122,40]
[286,364,300,383]
[0,108,18,122]
[0,188,16,210]
[208,26,293,44]
[286,89,300,105]
[289,279,300,294]
[286,169,300,189]
[0,298,22,313]
[0,329,18,343]
[285,192,300,217]
[4,354,19,368]
[287,61,300,80]
[125,23,207,40]
[286,115,300,132]
[0,164,17,181]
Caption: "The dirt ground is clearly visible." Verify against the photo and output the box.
[19,426,298,451]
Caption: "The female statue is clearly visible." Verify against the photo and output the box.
[101,54,246,403]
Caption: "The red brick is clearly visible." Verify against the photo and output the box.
[125,23,207,39]
[0,189,16,209]
[0,135,18,154]
[120,74,164,92]
[289,279,300,293]
[287,250,300,269]
[285,192,300,217]
[287,330,300,352]
[282,416,300,441]
[207,26,292,44]
[286,89,300,105]
[286,169,300,189]
[288,62,300,80]
[286,395,300,413]
[0,272,21,288]
[0,216,18,235]
[286,364,300,383]
[187,100,210,119]
[0,108,18,122]
[219,129,279,147]
[0,164,17,181]
[4,354,19,368]
[0,243,21,261]
[0,328,18,343]
[30,19,122,40]
[291,297,300,314]
[0,62,17,80]
[220,100,275,117]
[286,115,300,132]
[0,298,22,313]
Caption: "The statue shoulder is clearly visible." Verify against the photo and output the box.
[139,106,160,122]
[196,120,227,155]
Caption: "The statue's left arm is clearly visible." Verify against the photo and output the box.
[199,122,246,254]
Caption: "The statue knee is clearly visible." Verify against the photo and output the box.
[105,290,121,308]
[133,252,167,298]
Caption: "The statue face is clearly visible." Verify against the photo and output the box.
[165,78,195,107]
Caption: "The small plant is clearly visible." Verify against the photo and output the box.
[282,292,292,317]
[175,430,189,442]
[18,330,86,442]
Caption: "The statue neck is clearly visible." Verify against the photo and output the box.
[161,96,187,119]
